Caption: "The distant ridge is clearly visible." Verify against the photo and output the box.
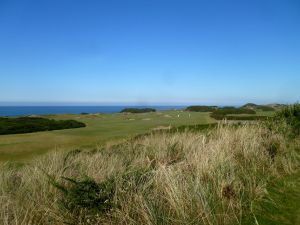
[266,103,288,109]
[241,103,283,111]
[185,103,287,113]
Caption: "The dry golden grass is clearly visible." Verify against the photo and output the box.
[0,122,298,225]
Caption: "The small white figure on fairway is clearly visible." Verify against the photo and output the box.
[177,114,180,118]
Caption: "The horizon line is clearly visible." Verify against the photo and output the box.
[0,101,292,107]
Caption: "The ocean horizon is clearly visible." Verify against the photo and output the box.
[0,106,187,117]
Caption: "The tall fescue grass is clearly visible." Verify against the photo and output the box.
[0,116,299,224]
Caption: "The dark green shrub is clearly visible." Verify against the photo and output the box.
[275,103,300,136]
[120,108,156,113]
[256,105,275,111]
[210,108,257,120]
[216,108,256,115]
[221,106,237,110]
[0,117,86,135]
[185,106,218,112]
[50,176,115,222]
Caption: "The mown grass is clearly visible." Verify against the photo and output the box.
[250,168,300,225]
[0,111,215,161]
[0,104,299,225]
[0,110,276,162]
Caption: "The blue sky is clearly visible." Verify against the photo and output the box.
[0,0,299,106]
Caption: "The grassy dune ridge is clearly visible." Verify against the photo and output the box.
[1,113,299,224]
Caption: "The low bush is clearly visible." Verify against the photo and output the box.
[214,107,256,115]
[256,105,275,111]
[210,108,257,120]
[120,108,156,113]
[49,176,115,223]
[185,105,218,112]
[274,103,300,136]
[0,117,86,135]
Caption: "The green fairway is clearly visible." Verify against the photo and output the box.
[0,110,215,161]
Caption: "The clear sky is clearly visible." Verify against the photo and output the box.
[0,0,299,106]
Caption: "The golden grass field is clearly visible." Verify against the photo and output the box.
[0,121,298,225]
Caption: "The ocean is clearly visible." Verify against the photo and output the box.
[0,106,186,117]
